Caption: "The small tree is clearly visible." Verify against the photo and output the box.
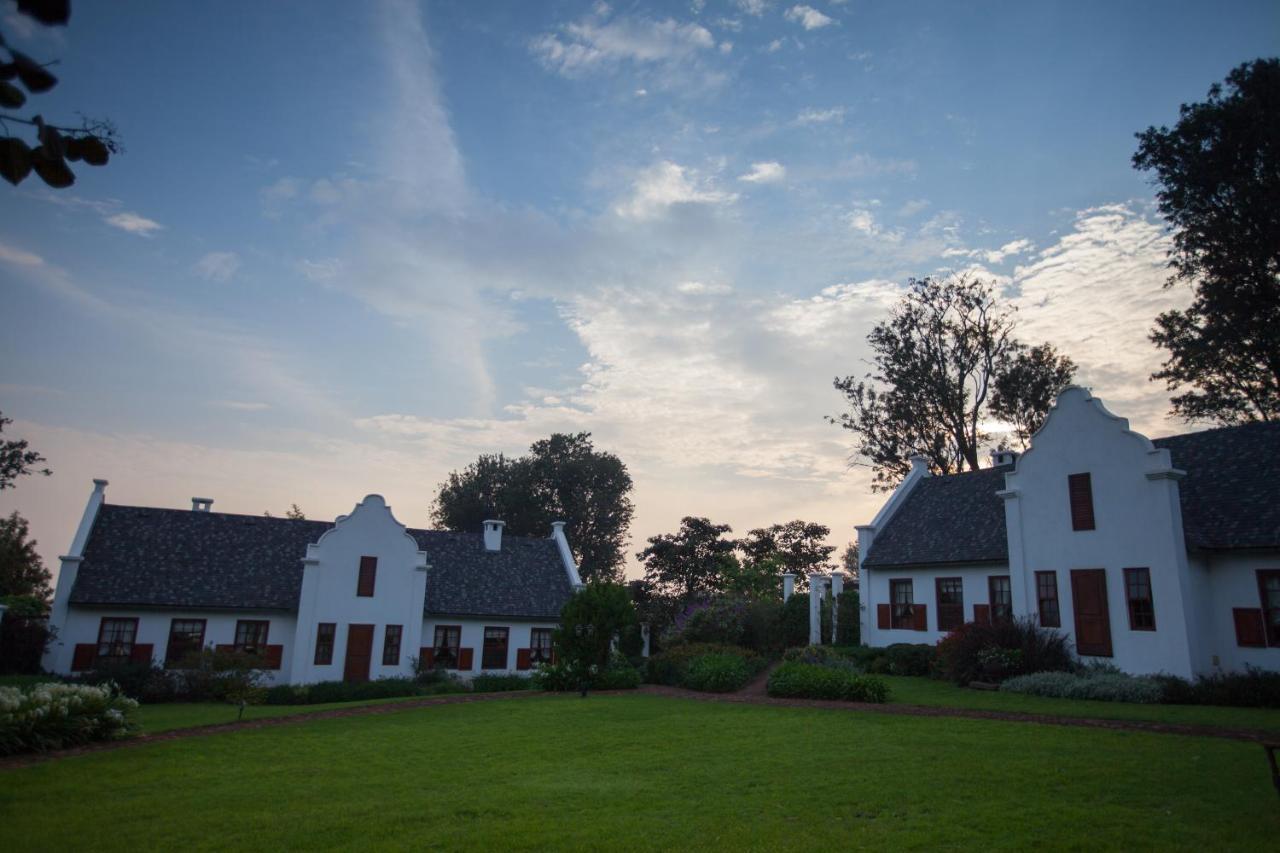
[0,512,52,603]
[988,343,1077,448]
[738,520,837,594]
[553,583,637,696]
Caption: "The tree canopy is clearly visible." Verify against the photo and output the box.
[830,275,1075,489]
[0,511,51,605]
[0,411,50,491]
[432,432,634,583]
[1134,58,1280,424]
[989,344,1077,448]
[636,516,737,603]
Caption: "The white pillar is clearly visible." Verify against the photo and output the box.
[641,623,651,657]
[782,574,796,602]
[830,572,845,644]
[808,574,826,645]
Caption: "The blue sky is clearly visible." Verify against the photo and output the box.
[2,0,1277,575]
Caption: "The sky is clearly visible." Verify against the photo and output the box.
[2,0,1277,580]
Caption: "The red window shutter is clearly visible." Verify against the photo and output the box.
[263,644,284,670]
[458,648,474,670]
[129,643,154,664]
[419,647,435,668]
[973,604,991,625]
[912,603,928,632]
[71,643,97,671]
[1068,473,1096,531]
[215,643,236,654]
[877,603,891,629]
[516,648,532,671]
[1233,608,1266,648]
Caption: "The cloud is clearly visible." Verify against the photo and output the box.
[209,400,271,411]
[193,251,241,282]
[735,0,768,15]
[794,107,844,125]
[614,160,739,219]
[785,5,834,30]
[531,9,716,79]
[105,212,164,236]
[297,258,343,282]
[738,161,786,184]
[0,242,44,266]
[943,238,1034,265]
[896,198,930,218]
[677,280,733,295]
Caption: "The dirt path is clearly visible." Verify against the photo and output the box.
[639,683,1278,744]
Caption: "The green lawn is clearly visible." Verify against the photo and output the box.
[135,696,423,734]
[4,694,1278,850]
[880,676,1280,732]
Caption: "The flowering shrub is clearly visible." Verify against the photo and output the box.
[1001,670,1164,704]
[766,662,889,703]
[0,681,139,756]
[935,618,1073,685]
[645,643,766,686]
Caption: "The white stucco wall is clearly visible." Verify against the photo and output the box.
[1003,388,1197,677]
[1201,551,1280,673]
[50,608,298,685]
[862,563,1010,647]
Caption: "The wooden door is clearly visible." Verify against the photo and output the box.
[1070,570,1113,657]
[343,624,374,682]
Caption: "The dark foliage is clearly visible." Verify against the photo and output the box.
[681,653,753,693]
[637,516,737,603]
[0,610,51,674]
[1134,58,1280,424]
[644,642,766,687]
[432,432,634,582]
[989,343,1077,448]
[766,661,889,703]
[737,520,836,595]
[553,582,638,694]
[779,592,811,649]
[0,511,52,603]
[0,3,120,189]
[935,618,1073,685]
[1152,667,1280,709]
[835,590,860,646]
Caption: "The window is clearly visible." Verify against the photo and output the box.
[234,620,269,654]
[382,625,403,666]
[482,627,510,670]
[890,579,914,629]
[433,625,461,668]
[1124,568,1156,631]
[935,578,964,632]
[988,576,1013,625]
[97,617,138,663]
[357,556,377,597]
[1257,570,1280,646]
[314,623,336,665]
[1036,571,1061,628]
[165,619,206,667]
[1068,472,1095,531]
[530,627,554,665]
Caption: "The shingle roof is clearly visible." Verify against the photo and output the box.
[70,505,574,619]
[862,465,1013,569]
[863,421,1280,569]
[1153,420,1280,551]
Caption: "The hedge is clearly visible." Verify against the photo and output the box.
[766,662,889,703]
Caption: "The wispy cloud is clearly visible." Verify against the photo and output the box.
[193,251,241,282]
[0,241,44,266]
[794,107,844,125]
[209,400,271,411]
[785,5,835,30]
[615,160,739,219]
[105,212,164,237]
[738,161,787,184]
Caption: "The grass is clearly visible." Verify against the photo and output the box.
[3,694,1278,850]
[879,676,1280,732]
[135,696,423,734]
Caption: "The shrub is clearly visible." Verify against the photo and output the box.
[471,674,535,693]
[681,654,752,693]
[0,681,138,756]
[75,660,166,702]
[555,583,639,694]
[535,651,640,692]
[646,643,765,686]
[0,606,53,675]
[1001,670,1164,704]
[780,593,810,648]
[1153,667,1280,709]
[884,644,936,677]
[170,647,268,705]
[668,598,749,647]
[594,656,642,690]
[741,599,786,654]
[782,644,849,667]
[835,590,860,646]
[766,662,889,703]
[935,618,1073,685]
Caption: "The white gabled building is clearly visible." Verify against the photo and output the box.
[43,490,583,684]
[856,386,1280,678]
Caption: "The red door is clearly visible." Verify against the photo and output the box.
[343,624,374,682]
[1070,569,1113,657]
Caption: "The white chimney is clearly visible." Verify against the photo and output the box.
[192,497,214,512]
[990,449,1019,467]
[483,519,505,551]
